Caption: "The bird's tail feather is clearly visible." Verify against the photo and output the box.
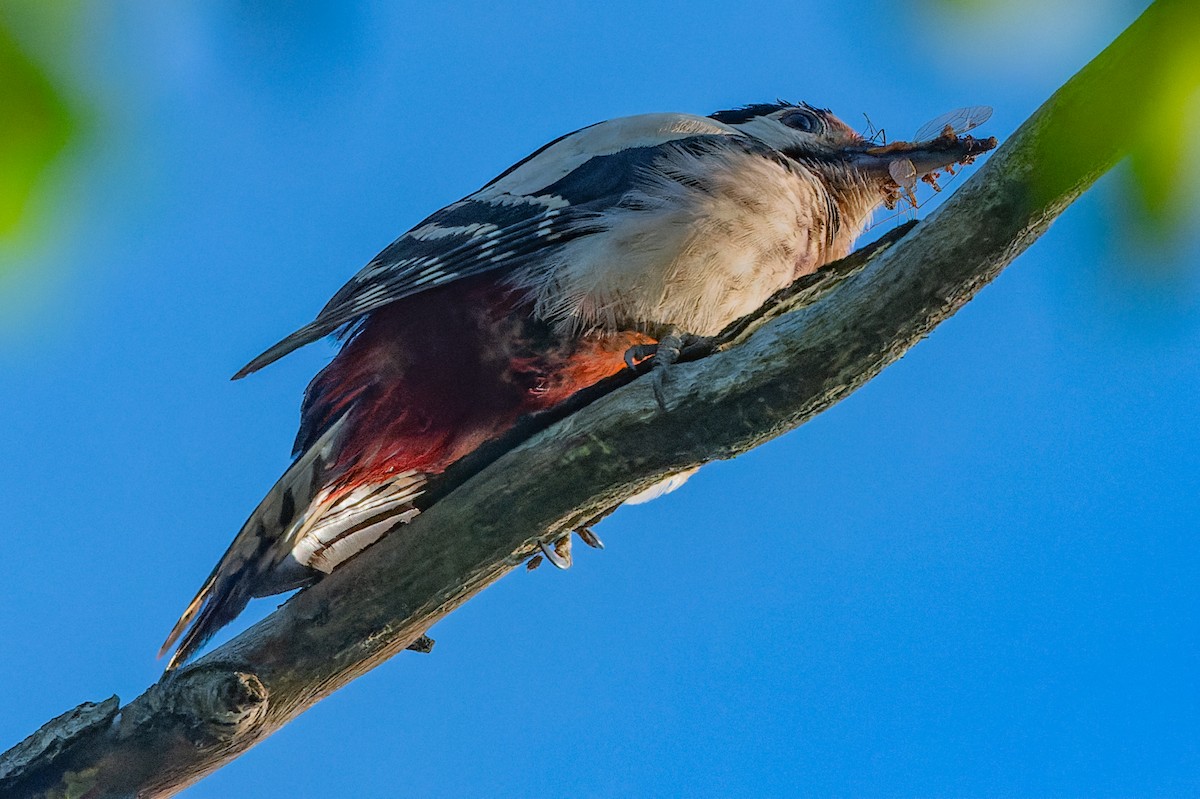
[158,414,352,670]
[157,572,216,664]
[160,571,256,671]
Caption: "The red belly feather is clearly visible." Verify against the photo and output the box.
[297,276,652,495]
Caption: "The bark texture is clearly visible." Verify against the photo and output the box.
[3,1,1195,795]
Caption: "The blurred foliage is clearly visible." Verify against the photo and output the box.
[1123,21,1200,239]
[933,0,1199,245]
[1062,0,1200,243]
[0,13,74,241]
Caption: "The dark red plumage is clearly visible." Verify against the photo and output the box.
[297,276,653,500]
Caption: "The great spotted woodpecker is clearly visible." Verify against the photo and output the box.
[161,101,995,669]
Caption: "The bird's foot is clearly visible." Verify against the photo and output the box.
[527,528,604,571]
[623,329,714,410]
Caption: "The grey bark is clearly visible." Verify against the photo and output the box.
[3,1,1195,795]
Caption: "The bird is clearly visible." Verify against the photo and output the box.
[160,101,996,669]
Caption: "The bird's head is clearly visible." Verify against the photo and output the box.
[711,102,997,212]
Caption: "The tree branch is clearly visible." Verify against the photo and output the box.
[4,1,1195,795]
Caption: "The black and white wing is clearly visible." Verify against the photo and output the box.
[233,112,742,378]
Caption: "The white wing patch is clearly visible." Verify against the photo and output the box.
[484,192,571,210]
[289,473,426,574]
[408,221,499,241]
[478,113,737,198]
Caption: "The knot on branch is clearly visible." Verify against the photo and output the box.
[190,668,269,737]
[120,665,268,745]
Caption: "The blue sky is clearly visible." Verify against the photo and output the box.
[1,1,1197,796]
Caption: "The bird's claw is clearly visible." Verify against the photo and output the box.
[576,526,604,550]
[538,535,572,569]
[624,328,708,373]
[624,326,700,407]
[651,330,684,406]
[624,343,658,371]
[529,529,602,571]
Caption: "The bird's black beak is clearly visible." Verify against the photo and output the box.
[851,127,998,183]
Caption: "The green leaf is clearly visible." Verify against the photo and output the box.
[0,19,74,238]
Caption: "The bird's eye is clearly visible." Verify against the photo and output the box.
[780,110,819,132]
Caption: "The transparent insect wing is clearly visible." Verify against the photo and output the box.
[914,105,993,141]
[889,158,918,190]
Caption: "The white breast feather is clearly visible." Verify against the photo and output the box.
[516,144,841,336]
